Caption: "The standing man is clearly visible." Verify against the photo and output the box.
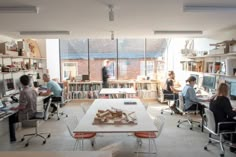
[102,60,110,88]
[39,74,62,113]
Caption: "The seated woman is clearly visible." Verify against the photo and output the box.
[164,71,181,113]
[10,75,37,142]
[210,83,236,153]
[181,76,206,116]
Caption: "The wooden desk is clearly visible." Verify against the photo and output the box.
[0,151,112,157]
[74,98,156,133]
[99,88,136,98]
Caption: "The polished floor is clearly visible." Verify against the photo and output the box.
[0,100,235,157]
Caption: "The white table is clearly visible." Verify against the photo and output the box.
[74,98,156,133]
[99,88,136,98]
[0,151,112,157]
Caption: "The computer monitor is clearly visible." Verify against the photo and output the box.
[230,82,236,100]
[82,75,89,81]
[202,76,216,89]
[3,78,16,96]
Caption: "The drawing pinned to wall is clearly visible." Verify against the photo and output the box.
[23,39,41,58]
[181,39,195,56]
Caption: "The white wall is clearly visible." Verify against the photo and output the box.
[46,39,60,80]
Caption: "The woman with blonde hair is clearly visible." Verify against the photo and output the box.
[210,83,236,153]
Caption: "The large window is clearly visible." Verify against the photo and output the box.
[59,38,167,81]
[89,39,116,81]
[60,39,88,80]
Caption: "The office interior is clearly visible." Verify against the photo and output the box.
[1,0,236,157]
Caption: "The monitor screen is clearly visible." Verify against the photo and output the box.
[3,78,15,96]
[230,82,236,100]
[202,76,216,89]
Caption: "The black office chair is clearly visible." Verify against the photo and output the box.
[50,90,68,120]
[160,90,176,115]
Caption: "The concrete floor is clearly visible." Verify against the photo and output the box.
[0,100,235,157]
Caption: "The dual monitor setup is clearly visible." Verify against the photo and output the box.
[190,74,236,100]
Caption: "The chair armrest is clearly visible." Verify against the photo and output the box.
[217,122,236,134]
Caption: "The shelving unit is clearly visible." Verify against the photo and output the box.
[68,80,158,100]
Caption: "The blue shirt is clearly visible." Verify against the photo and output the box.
[47,80,62,97]
[181,84,201,110]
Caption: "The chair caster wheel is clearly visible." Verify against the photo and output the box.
[66,115,68,117]
[177,125,179,128]
[204,146,207,150]
[21,138,24,142]
[47,134,51,138]
[220,153,224,157]
[190,127,193,130]
[58,118,60,120]
[198,125,201,127]
[161,112,163,114]
[170,113,173,115]
[25,143,29,147]
[208,140,212,143]
[43,140,46,144]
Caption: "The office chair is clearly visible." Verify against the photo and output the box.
[64,115,96,151]
[204,108,236,157]
[21,98,52,147]
[134,116,165,155]
[51,90,68,120]
[160,89,176,115]
[176,93,200,130]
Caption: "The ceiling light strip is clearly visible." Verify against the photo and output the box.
[183,5,236,12]
[154,30,203,35]
[0,6,39,14]
[20,31,70,35]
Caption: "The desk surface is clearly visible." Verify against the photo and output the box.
[99,88,136,95]
[74,98,156,133]
[0,151,112,157]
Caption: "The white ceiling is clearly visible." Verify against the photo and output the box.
[1,0,236,39]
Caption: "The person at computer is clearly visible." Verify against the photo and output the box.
[181,76,207,116]
[209,83,236,153]
[10,75,37,142]
[39,73,62,113]
[164,71,181,113]
[102,59,110,88]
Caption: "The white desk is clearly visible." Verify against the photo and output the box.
[99,88,136,98]
[0,151,112,157]
[74,98,156,133]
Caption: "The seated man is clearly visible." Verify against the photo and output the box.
[39,74,62,113]
[164,71,181,113]
[10,75,37,142]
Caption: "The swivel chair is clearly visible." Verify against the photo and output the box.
[51,90,68,120]
[21,98,52,147]
[176,93,200,130]
[160,89,176,115]
[204,108,236,157]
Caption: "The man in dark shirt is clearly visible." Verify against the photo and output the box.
[164,71,181,113]
[102,60,110,88]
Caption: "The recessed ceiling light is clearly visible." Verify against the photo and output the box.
[0,6,39,14]
[19,31,71,35]
[154,30,203,35]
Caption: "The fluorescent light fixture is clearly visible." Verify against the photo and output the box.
[154,30,203,35]
[19,31,70,35]
[0,6,39,14]
[183,5,236,12]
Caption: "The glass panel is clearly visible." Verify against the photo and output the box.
[89,39,116,81]
[146,39,167,80]
[59,39,88,81]
[118,39,145,80]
